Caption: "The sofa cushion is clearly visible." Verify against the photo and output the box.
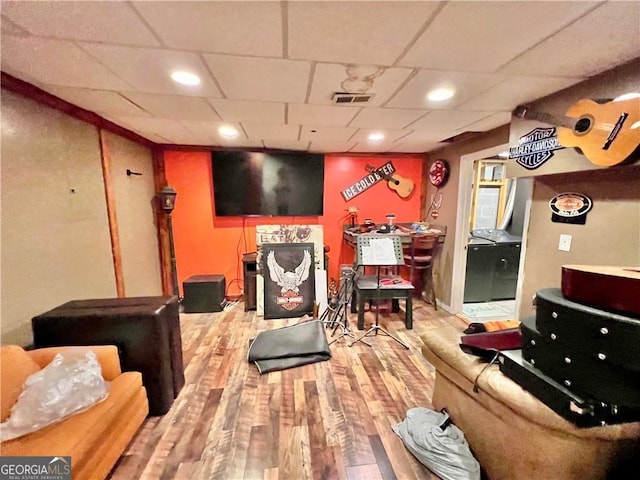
[0,371,143,464]
[421,326,640,441]
[0,346,41,422]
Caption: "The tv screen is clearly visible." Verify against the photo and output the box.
[212,150,325,217]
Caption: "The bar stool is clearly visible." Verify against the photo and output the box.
[404,234,438,308]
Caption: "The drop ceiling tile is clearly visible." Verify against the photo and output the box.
[112,116,197,144]
[132,1,282,56]
[400,130,456,144]
[309,141,355,153]
[216,138,264,150]
[460,112,512,133]
[308,63,413,107]
[1,36,132,90]
[242,122,300,142]
[288,104,360,127]
[410,110,494,132]
[350,108,426,129]
[300,126,358,143]
[349,141,399,153]
[386,69,505,110]
[203,54,310,102]
[42,85,150,117]
[79,43,221,97]
[262,140,309,151]
[387,141,445,153]
[350,128,409,144]
[457,76,584,111]
[399,1,599,71]
[208,99,284,123]
[179,120,242,144]
[2,1,159,46]
[122,93,220,121]
[288,1,441,65]
[500,2,640,77]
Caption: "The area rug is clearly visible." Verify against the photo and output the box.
[247,319,331,374]
[462,302,513,319]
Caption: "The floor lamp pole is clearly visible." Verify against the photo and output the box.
[157,185,179,299]
[167,213,179,297]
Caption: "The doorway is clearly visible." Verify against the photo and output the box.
[450,144,532,323]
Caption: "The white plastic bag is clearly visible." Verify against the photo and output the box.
[0,350,109,442]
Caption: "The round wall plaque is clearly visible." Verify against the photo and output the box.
[429,159,449,187]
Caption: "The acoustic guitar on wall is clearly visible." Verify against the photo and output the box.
[513,96,640,167]
[365,164,414,198]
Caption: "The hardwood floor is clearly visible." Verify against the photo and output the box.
[108,300,468,480]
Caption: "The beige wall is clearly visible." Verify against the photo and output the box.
[106,132,162,297]
[425,125,511,307]
[520,166,640,319]
[1,90,162,346]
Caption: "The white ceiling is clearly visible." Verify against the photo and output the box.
[2,1,639,153]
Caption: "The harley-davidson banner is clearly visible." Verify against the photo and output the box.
[263,242,315,319]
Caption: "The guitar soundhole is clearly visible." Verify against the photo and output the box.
[574,117,591,134]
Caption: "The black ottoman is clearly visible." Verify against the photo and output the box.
[183,274,226,313]
[32,296,184,416]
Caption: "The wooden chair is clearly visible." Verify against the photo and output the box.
[404,234,438,307]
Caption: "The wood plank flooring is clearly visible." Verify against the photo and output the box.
[108,300,468,480]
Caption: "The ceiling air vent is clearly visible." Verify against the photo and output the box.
[331,92,375,104]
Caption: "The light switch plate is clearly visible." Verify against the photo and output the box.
[559,234,572,252]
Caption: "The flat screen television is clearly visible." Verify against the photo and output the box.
[212,150,325,217]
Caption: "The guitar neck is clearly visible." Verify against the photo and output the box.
[366,166,399,185]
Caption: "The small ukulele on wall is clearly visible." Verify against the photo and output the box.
[365,164,414,198]
[514,96,640,167]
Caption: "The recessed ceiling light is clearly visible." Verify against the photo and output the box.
[218,125,238,139]
[368,132,385,142]
[171,71,201,86]
[427,87,455,102]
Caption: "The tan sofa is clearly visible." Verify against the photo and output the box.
[421,325,640,480]
[0,345,148,480]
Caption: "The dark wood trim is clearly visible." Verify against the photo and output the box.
[152,149,173,295]
[99,129,126,297]
[1,72,156,148]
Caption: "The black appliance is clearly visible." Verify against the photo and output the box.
[464,229,522,303]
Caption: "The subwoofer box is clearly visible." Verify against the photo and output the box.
[183,274,226,313]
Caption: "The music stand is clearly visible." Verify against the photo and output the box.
[319,266,371,347]
[349,234,409,349]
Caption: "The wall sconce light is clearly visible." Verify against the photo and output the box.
[158,186,177,213]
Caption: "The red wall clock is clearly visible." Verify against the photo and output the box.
[429,159,449,187]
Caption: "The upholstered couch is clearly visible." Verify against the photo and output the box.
[421,325,640,480]
[0,345,148,480]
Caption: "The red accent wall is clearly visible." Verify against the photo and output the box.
[164,151,423,297]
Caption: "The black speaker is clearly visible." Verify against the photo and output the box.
[183,274,226,313]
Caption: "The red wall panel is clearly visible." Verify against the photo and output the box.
[164,150,423,297]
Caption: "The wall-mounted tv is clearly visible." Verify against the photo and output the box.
[212,150,325,217]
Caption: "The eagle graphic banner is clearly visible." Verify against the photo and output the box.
[262,242,316,319]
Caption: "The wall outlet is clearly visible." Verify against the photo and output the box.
[558,234,572,252]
